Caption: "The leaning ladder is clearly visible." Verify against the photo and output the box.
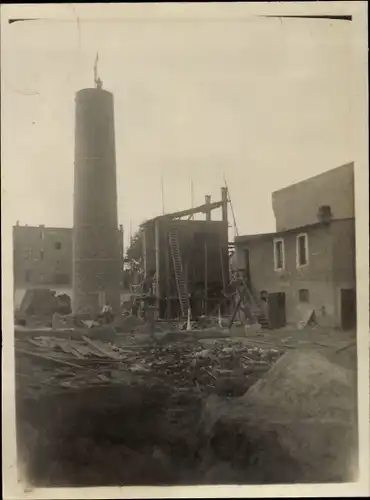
[168,229,189,318]
[229,270,269,328]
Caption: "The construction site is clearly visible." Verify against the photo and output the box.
[14,64,358,487]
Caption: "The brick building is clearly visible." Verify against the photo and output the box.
[234,163,356,329]
[13,224,124,309]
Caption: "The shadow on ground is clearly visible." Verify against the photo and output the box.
[17,383,307,487]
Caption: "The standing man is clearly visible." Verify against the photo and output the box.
[101,304,114,324]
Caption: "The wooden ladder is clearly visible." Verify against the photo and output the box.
[152,273,157,296]
[168,229,189,318]
[230,270,269,328]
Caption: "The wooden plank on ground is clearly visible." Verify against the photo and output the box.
[82,336,122,360]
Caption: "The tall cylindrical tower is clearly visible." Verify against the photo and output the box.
[72,87,121,315]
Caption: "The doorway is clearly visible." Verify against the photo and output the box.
[244,249,251,285]
[268,292,286,329]
[340,289,356,330]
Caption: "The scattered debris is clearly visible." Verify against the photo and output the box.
[15,320,357,486]
[296,303,316,329]
[15,326,285,398]
[244,323,262,335]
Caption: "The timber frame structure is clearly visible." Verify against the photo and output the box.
[126,187,230,319]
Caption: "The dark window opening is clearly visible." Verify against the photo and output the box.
[25,270,32,283]
[24,248,32,260]
[260,290,268,302]
[274,240,284,270]
[54,273,69,285]
[298,289,309,303]
[40,249,44,260]
[318,205,332,223]
[55,241,62,250]
[297,234,308,266]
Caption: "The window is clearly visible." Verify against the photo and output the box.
[273,238,285,270]
[317,205,332,223]
[24,247,32,260]
[40,249,44,260]
[54,241,62,250]
[40,230,45,240]
[54,273,69,285]
[25,270,32,283]
[298,289,309,303]
[296,233,308,267]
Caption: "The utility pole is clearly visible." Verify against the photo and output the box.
[161,175,165,215]
[93,52,103,89]
[223,173,239,237]
[190,180,194,220]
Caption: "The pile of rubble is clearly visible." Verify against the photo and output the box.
[15,321,358,486]
[15,327,283,398]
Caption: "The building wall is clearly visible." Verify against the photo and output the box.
[13,224,124,302]
[331,218,356,283]
[331,218,356,323]
[143,218,228,296]
[13,225,72,288]
[235,219,355,327]
[272,163,354,231]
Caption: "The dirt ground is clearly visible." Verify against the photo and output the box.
[15,323,358,487]
[231,324,357,369]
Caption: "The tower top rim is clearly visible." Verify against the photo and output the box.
[75,87,113,97]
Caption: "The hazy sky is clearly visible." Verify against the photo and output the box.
[1,4,353,248]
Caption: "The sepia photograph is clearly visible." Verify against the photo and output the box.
[1,2,369,498]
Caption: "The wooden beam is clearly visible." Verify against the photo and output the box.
[154,220,160,312]
[204,242,208,316]
[221,187,228,225]
[165,231,172,319]
[143,227,148,279]
[220,245,226,293]
[142,200,224,226]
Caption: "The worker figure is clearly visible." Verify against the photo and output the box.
[131,300,139,317]
[260,291,269,320]
[101,304,114,324]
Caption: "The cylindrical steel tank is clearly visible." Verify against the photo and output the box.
[72,87,121,315]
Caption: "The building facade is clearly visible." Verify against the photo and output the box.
[234,163,356,329]
[13,224,124,309]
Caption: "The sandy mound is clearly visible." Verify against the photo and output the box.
[243,349,357,421]
[203,349,358,483]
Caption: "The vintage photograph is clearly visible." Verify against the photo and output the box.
[1,2,368,496]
